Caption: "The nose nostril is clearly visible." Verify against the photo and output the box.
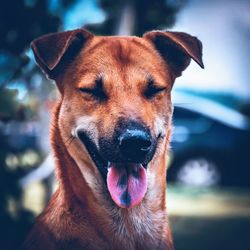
[141,145,151,152]
[136,138,152,151]
[119,130,152,161]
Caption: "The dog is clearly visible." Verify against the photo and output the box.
[23,28,203,250]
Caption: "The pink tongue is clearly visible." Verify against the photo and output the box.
[107,163,147,208]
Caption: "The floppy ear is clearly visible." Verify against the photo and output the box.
[143,30,204,78]
[31,29,93,79]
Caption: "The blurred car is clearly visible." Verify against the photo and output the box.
[167,92,250,187]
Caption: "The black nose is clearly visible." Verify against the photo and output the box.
[119,130,152,161]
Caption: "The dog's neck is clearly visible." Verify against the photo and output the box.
[48,101,173,249]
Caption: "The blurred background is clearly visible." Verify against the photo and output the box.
[0,0,250,249]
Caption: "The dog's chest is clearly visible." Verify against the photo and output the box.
[108,206,168,249]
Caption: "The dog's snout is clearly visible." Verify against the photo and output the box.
[99,119,156,164]
[119,130,152,161]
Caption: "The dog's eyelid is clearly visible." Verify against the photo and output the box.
[95,75,104,86]
[78,87,95,93]
[78,78,108,101]
[146,74,154,85]
[146,75,166,90]
[149,83,166,91]
[144,83,167,99]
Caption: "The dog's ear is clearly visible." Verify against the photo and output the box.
[31,29,93,79]
[143,30,204,78]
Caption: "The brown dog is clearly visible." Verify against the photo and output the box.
[23,29,203,250]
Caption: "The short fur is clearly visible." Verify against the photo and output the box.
[23,29,203,250]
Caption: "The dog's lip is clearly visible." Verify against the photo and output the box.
[75,129,149,181]
[76,130,153,208]
[107,162,148,169]
[76,129,109,179]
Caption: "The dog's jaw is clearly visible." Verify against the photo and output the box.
[57,113,173,248]
[76,128,109,179]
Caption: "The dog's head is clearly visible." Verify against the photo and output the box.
[31,29,203,208]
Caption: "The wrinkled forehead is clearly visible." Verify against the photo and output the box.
[70,36,171,84]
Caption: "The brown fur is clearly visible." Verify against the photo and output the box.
[23,29,203,250]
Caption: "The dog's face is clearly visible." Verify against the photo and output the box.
[32,29,203,208]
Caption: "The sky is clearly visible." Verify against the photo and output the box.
[63,0,105,30]
[171,0,250,99]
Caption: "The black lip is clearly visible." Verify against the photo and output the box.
[76,130,108,180]
[76,130,160,180]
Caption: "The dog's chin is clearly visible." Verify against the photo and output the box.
[76,130,150,208]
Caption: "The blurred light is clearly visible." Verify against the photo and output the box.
[25,48,34,61]
[25,48,36,72]
[116,3,135,36]
[20,150,40,167]
[172,125,190,142]
[5,154,19,170]
[20,154,54,188]
[31,73,43,88]
[23,182,45,215]
[6,151,41,170]
[177,158,220,187]
[64,0,106,30]
[7,82,27,100]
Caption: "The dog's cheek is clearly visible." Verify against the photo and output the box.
[74,115,100,146]
[58,103,75,139]
[154,116,166,138]
[63,114,105,190]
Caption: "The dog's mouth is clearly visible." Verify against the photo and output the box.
[107,163,147,208]
[76,130,149,208]
[76,131,109,177]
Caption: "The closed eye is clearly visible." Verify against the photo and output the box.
[144,78,166,99]
[79,77,107,101]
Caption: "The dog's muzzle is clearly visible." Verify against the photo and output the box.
[76,119,158,209]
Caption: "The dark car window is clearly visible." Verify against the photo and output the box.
[173,106,201,119]
[172,106,213,135]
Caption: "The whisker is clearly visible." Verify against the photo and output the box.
[67,137,75,148]
[65,136,75,149]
